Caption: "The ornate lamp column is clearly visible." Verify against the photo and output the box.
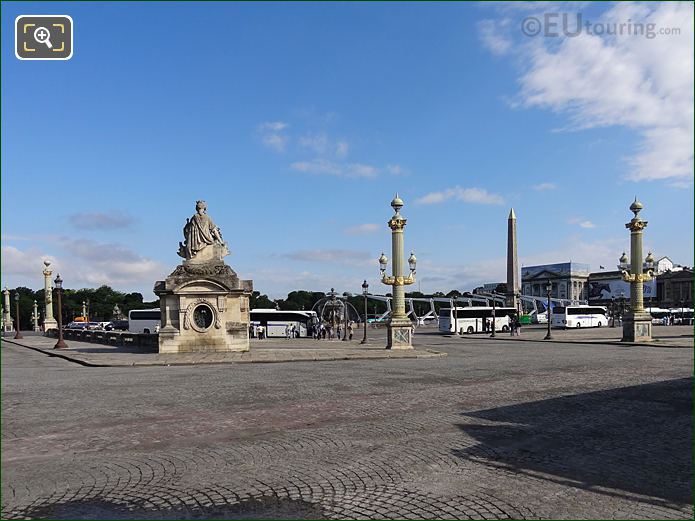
[54,274,68,349]
[619,198,654,342]
[379,195,416,349]
[32,300,41,332]
[360,280,369,344]
[2,287,13,332]
[42,261,58,332]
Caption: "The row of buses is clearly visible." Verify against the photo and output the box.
[127,305,692,336]
[437,305,610,334]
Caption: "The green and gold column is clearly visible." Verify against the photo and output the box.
[379,195,417,349]
[619,198,654,342]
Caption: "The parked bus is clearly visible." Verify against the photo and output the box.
[648,307,672,325]
[551,305,608,329]
[438,306,516,334]
[128,309,161,334]
[250,309,318,338]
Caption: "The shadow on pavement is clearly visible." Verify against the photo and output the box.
[453,377,693,506]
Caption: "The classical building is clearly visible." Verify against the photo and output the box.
[656,268,693,309]
[521,262,590,301]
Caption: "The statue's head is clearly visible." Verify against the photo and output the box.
[195,200,207,214]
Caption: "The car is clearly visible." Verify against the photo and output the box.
[66,321,88,330]
[105,320,129,331]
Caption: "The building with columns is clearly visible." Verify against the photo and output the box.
[521,262,590,302]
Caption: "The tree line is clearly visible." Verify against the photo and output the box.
[6,285,506,330]
[6,286,158,330]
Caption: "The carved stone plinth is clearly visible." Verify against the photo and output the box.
[622,311,652,342]
[387,317,414,350]
[154,261,253,354]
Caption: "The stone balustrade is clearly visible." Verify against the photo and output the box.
[46,329,158,351]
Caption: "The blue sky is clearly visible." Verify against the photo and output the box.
[2,1,693,298]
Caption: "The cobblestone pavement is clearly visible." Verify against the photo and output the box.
[2,332,444,367]
[475,323,692,347]
[2,334,692,519]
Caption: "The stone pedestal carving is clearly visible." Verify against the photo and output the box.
[154,201,253,353]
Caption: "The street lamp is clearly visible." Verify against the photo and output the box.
[618,198,654,342]
[53,274,68,349]
[32,300,40,332]
[361,280,369,344]
[544,281,553,340]
[379,195,417,349]
[341,292,352,341]
[13,292,23,340]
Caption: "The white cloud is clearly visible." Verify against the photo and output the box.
[510,2,694,183]
[298,133,330,154]
[290,159,380,178]
[478,19,513,55]
[299,133,350,160]
[67,210,134,230]
[533,182,558,191]
[257,121,289,152]
[1,240,165,297]
[415,186,505,205]
[568,217,597,229]
[386,164,405,175]
[335,140,349,158]
[344,224,380,236]
[283,249,373,268]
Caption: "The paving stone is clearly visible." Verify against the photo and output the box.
[1,329,692,520]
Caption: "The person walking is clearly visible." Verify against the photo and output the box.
[347,321,354,341]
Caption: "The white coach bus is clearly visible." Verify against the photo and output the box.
[551,305,608,329]
[249,309,318,338]
[438,306,516,334]
[128,309,161,334]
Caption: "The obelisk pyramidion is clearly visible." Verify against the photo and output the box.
[506,208,520,310]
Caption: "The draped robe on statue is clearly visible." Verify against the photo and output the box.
[179,213,220,259]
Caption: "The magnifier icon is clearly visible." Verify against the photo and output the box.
[33,26,53,49]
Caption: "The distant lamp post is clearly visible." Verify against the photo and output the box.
[32,300,40,332]
[544,282,553,340]
[13,292,23,340]
[54,274,68,349]
[341,292,352,341]
[379,195,416,349]
[619,198,654,342]
[82,300,87,320]
[360,280,369,344]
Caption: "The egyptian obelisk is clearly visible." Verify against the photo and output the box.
[506,208,520,311]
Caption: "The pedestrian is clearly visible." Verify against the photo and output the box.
[509,315,515,336]
[347,321,354,341]
[259,325,265,340]
[291,324,297,338]
[321,325,327,340]
[514,314,522,336]
[337,324,342,340]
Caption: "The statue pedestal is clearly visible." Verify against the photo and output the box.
[154,260,253,354]
[622,311,652,342]
[387,317,414,350]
